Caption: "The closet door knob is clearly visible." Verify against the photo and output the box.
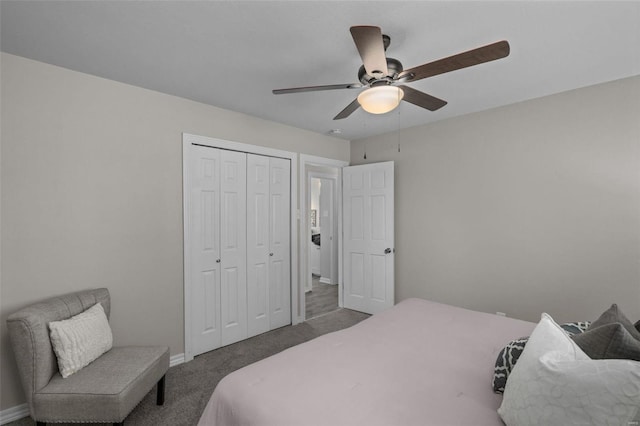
[216,259,221,263]
[269,253,274,257]
[384,248,392,254]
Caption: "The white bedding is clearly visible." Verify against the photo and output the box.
[198,298,535,426]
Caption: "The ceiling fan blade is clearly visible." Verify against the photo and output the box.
[273,83,362,95]
[350,26,389,78]
[333,98,360,120]
[399,40,510,82]
[398,85,447,111]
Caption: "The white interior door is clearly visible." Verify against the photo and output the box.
[269,157,291,329]
[343,161,394,315]
[219,150,247,346]
[247,155,291,334]
[319,178,335,284]
[190,146,222,355]
[247,154,270,337]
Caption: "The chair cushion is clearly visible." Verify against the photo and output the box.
[33,346,169,423]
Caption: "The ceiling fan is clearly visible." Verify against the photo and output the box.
[273,26,510,120]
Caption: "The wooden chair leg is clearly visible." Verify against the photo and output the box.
[156,374,166,405]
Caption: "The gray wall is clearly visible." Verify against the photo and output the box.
[0,53,349,411]
[351,75,640,325]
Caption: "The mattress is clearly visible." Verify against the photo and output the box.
[198,298,536,426]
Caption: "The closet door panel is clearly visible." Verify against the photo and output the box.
[269,157,291,330]
[220,150,248,346]
[190,146,221,355]
[246,154,270,337]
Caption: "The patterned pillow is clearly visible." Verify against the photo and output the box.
[492,321,590,393]
[492,336,528,393]
[559,321,591,335]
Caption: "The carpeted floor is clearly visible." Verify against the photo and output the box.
[305,275,339,319]
[8,308,369,426]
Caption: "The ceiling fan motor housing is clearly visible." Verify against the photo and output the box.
[358,57,403,85]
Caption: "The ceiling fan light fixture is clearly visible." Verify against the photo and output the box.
[357,86,404,114]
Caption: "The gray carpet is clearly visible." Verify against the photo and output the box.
[8,308,369,426]
[305,276,339,319]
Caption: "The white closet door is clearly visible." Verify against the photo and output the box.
[219,150,248,346]
[190,146,222,355]
[246,154,270,337]
[247,155,291,332]
[343,161,394,315]
[269,157,291,329]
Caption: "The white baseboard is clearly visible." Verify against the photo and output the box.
[319,277,331,284]
[0,353,186,425]
[170,353,185,367]
[0,403,28,425]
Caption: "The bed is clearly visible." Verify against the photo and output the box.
[198,298,535,426]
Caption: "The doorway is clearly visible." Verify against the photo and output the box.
[299,155,348,320]
[306,175,338,319]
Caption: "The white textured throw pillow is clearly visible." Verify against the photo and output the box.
[49,302,113,378]
[498,313,640,426]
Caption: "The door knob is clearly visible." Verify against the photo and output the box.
[269,253,274,256]
[384,248,392,254]
[216,259,221,263]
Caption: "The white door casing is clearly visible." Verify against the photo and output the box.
[299,155,348,317]
[343,161,395,315]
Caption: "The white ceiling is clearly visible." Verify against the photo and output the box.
[2,1,639,141]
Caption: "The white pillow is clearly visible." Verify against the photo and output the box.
[49,302,113,378]
[498,313,640,426]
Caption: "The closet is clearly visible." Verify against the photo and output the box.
[188,145,291,357]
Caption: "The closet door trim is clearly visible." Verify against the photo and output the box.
[183,133,298,362]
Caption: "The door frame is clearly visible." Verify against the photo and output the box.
[183,133,298,362]
[299,155,348,318]
[308,174,338,287]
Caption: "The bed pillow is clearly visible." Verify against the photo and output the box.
[558,321,591,335]
[590,303,640,340]
[492,321,590,393]
[49,302,113,378]
[492,336,528,393]
[498,313,640,426]
[572,322,640,361]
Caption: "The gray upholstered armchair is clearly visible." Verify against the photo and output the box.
[6,288,169,426]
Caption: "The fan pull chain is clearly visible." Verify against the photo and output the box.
[363,118,367,159]
[396,102,401,153]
